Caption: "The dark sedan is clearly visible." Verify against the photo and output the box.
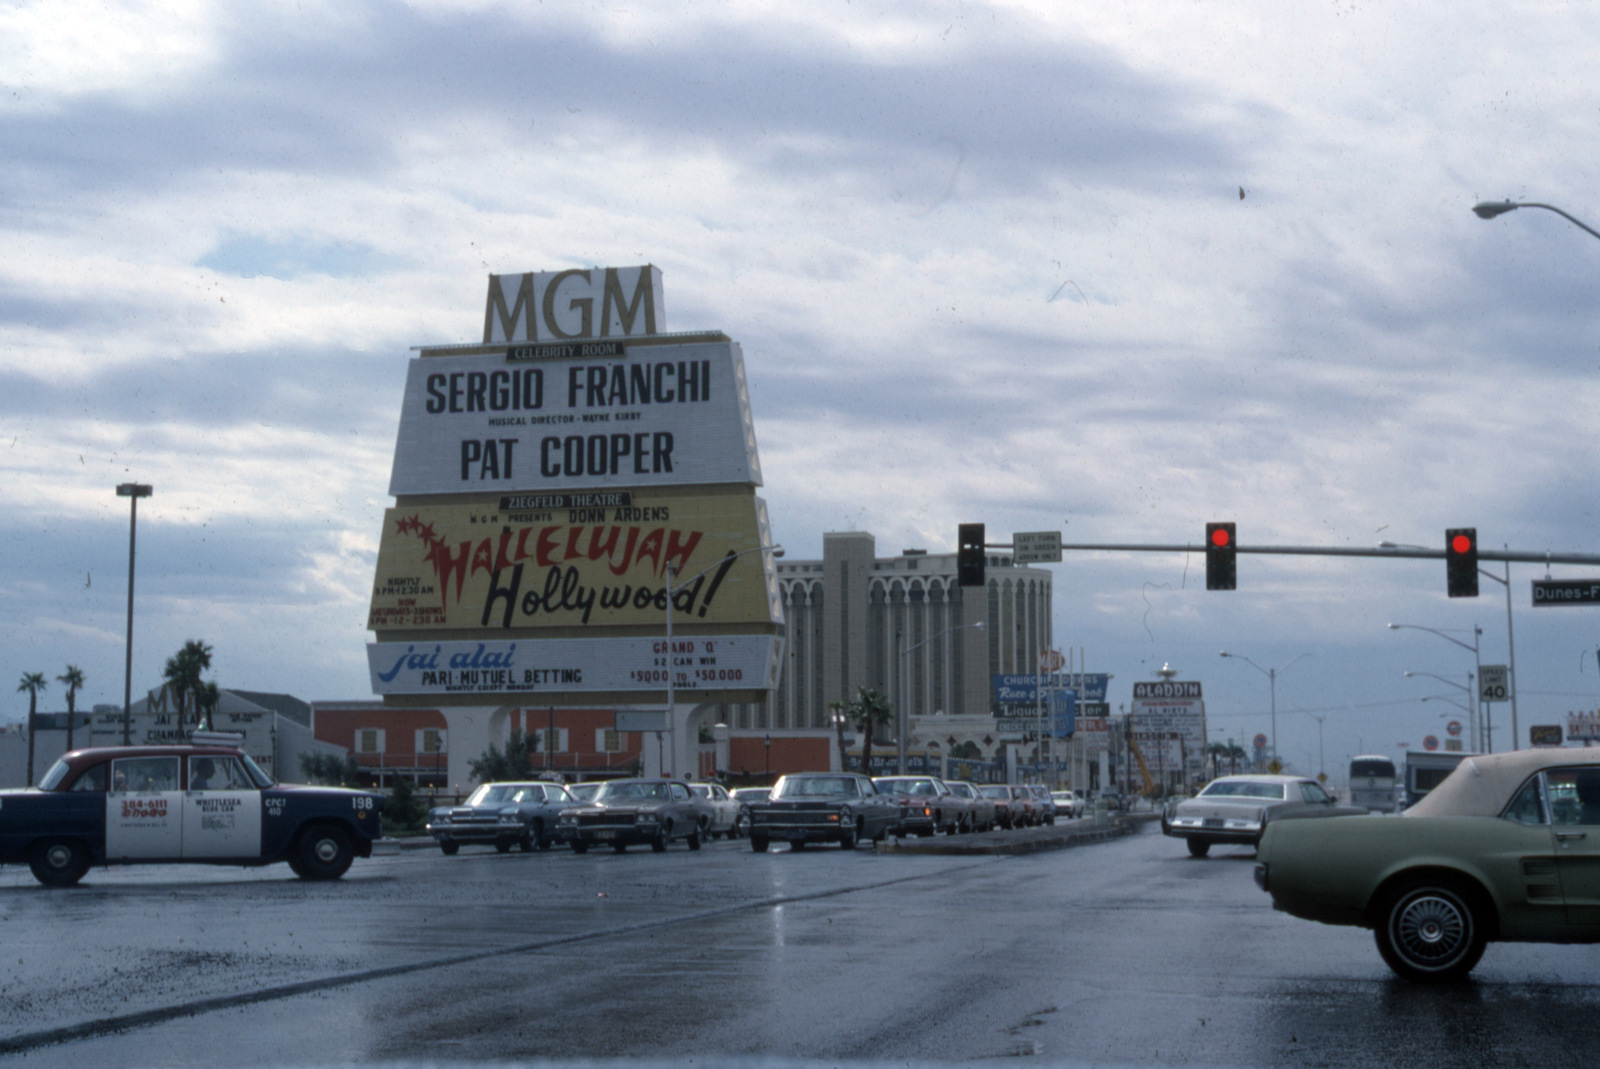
[427,781,575,854]
[747,773,898,851]
[556,778,714,853]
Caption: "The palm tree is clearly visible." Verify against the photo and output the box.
[1205,742,1228,781]
[194,680,221,732]
[18,672,47,786]
[849,687,893,777]
[162,639,213,737]
[57,665,85,752]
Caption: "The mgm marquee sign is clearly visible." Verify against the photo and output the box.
[368,265,784,707]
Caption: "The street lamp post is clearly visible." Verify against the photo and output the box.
[763,734,771,778]
[663,543,782,778]
[897,621,985,775]
[828,700,850,772]
[1219,651,1311,771]
[116,483,153,747]
[1388,623,1484,751]
[1473,200,1600,242]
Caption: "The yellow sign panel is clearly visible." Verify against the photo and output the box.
[368,491,781,632]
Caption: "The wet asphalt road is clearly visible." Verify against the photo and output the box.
[3,822,1600,1068]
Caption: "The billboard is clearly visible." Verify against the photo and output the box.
[387,339,762,496]
[1129,698,1206,779]
[368,635,783,697]
[483,266,664,344]
[368,492,783,632]
[992,673,1110,705]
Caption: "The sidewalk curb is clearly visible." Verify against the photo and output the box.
[873,813,1158,855]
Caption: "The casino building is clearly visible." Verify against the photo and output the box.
[702,532,1058,774]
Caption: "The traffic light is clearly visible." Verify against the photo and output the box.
[1206,522,1236,590]
[1446,527,1479,597]
[957,523,986,587]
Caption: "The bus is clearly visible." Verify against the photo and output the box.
[1348,754,1398,813]
[1403,750,1472,808]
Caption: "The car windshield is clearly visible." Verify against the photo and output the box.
[774,776,856,798]
[689,784,711,797]
[879,779,936,795]
[596,781,669,802]
[241,754,275,788]
[37,758,72,791]
[1200,780,1286,800]
[469,784,534,805]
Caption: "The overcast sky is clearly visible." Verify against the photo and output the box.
[4,1,1598,782]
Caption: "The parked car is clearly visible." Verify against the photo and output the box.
[729,787,770,806]
[873,776,963,836]
[1165,774,1366,858]
[567,782,603,802]
[1026,784,1057,825]
[427,781,575,855]
[1004,785,1042,826]
[688,781,745,839]
[978,784,1023,829]
[1050,790,1083,820]
[747,772,898,851]
[945,780,997,832]
[1,744,386,886]
[1256,748,1600,983]
[556,778,715,853]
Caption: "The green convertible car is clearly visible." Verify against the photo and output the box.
[1255,747,1600,983]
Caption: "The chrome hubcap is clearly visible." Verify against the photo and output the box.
[1397,894,1467,962]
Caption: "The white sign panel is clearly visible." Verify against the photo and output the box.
[1479,665,1510,703]
[1129,699,1207,778]
[388,340,762,496]
[368,636,783,696]
[1013,531,1062,564]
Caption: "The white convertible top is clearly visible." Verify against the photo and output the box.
[1405,747,1600,818]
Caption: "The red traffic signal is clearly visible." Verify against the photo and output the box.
[1206,522,1236,590]
[1445,527,1478,597]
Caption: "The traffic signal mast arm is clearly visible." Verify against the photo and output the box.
[1055,542,1600,565]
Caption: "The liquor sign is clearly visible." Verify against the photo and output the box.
[388,339,762,496]
[992,674,1110,705]
[367,493,783,632]
[368,635,782,697]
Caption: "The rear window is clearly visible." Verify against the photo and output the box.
[1351,760,1395,778]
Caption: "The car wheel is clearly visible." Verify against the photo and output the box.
[528,820,545,851]
[839,827,857,850]
[1186,838,1211,858]
[790,838,805,851]
[615,841,630,853]
[572,841,590,855]
[295,824,354,880]
[496,840,513,854]
[29,838,90,887]
[440,841,460,856]
[1375,880,1488,983]
[751,835,770,853]
[519,835,535,853]
[688,826,702,851]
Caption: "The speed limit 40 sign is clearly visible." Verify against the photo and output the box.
[1480,665,1510,703]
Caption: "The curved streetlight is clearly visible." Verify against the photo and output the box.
[1388,623,1484,752]
[897,621,985,774]
[664,543,783,778]
[116,483,153,747]
[1473,200,1600,243]
[1219,651,1312,770]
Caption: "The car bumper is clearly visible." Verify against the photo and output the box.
[561,825,664,845]
[428,824,523,845]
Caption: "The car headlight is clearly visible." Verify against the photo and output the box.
[838,806,853,822]
[636,812,659,823]
[558,813,576,825]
